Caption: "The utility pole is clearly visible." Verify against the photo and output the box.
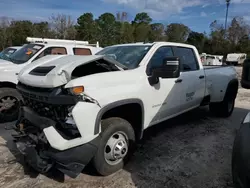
[225,0,231,32]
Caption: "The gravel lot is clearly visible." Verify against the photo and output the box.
[0,67,248,188]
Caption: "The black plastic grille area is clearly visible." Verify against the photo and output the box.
[23,97,71,121]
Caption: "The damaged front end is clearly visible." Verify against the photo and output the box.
[8,82,99,178]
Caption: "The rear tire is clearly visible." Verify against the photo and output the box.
[93,117,135,176]
[0,87,22,123]
[209,97,235,117]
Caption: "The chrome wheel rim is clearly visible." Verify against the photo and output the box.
[0,96,17,114]
[104,131,128,165]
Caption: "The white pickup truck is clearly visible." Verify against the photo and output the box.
[9,42,239,178]
[0,37,102,122]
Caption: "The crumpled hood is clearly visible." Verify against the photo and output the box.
[18,54,122,88]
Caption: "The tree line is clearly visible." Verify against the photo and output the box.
[0,12,249,56]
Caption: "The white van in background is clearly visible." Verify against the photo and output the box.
[0,37,103,122]
[200,53,223,66]
[226,53,247,66]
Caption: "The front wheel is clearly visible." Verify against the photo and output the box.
[0,87,22,123]
[93,117,135,176]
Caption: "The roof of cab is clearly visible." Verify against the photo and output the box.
[109,41,196,49]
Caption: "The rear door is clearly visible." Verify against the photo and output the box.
[173,46,206,112]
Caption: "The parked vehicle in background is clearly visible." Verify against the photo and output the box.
[232,58,250,188]
[200,53,223,65]
[0,37,102,122]
[226,53,247,66]
[10,42,238,178]
[0,46,22,60]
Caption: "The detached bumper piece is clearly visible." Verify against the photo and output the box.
[12,106,99,178]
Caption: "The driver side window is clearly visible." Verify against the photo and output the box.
[146,46,174,75]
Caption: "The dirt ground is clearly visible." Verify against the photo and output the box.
[0,67,248,188]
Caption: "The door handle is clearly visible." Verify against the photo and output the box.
[199,75,205,79]
[15,73,18,75]
[175,79,182,83]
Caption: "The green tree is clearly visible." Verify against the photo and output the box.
[133,12,152,42]
[9,20,33,46]
[187,31,205,53]
[32,22,53,38]
[76,13,98,43]
[208,20,229,54]
[149,23,165,42]
[133,12,152,24]
[96,13,120,46]
[119,22,134,43]
[165,23,190,43]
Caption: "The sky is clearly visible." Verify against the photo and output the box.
[0,0,250,33]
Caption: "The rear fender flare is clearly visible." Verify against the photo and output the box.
[224,78,239,101]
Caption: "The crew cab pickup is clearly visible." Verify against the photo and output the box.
[9,42,239,178]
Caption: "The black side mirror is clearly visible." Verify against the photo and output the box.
[148,57,180,86]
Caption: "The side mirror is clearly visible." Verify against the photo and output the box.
[148,57,180,86]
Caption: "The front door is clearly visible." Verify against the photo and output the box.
[144,46,183,125]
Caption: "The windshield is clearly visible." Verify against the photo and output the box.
[96,45,152,69]
[9,43,44,64]
[0,47,18,60]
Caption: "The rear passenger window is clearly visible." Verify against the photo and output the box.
[34,47,67,61]
[73,48,92,55]
[175,47,199,71]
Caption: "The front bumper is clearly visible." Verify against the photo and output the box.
[12,106,99,178]
[15,137,99,178]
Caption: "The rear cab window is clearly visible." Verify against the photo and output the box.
[173,47,199,72]
[73,48,92,55]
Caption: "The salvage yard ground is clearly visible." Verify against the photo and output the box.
[0,67,247,188]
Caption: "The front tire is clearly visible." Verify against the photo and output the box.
[0,87,22,123]
[93,117,135,176]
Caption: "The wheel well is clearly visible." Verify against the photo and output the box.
[225,79,239,100]
[101,103,143,140]
[0,82,16,89]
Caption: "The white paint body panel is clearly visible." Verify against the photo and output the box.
[18,42,238,150]
[44,102,100,150]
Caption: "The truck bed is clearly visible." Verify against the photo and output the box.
[204,65,237,102]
